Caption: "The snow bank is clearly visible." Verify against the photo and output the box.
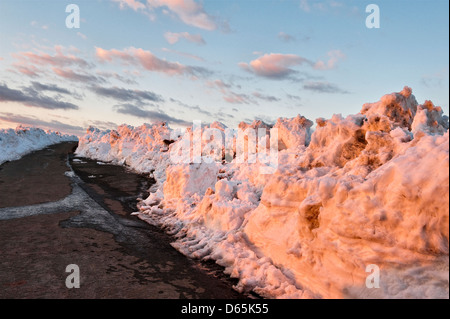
[77,87,449,299]
[75,122,174,189]
[0,126,78,165]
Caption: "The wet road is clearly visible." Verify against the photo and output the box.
[0,142,244,299]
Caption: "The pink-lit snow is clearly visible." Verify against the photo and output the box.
[76,87,449,299]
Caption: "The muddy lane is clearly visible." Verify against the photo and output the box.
[0,142,245,299]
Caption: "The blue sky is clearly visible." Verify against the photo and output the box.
[0,0,448,135]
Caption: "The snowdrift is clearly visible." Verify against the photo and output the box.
[0,126,78,165]
[76,87,449,298]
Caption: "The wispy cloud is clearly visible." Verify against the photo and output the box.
[112,0,146,11]
[162,47,205,62]
[10,62,40,77]
[96,46,211,78]
[314,50,345,70]
[0,83,79,110]
[114,103,190,126]
[13,46,90,68]
[30,81,71,95]
[278,32,296,43]
[286,93,302,101]
[77,32,87,40]
[147,0,217,30]
[252,92,280,102]
[207,79,253,104]
[112,0,218,31]
[96,71,139,85]
[164,32,205,45]
[223,91,252,104]
[30,21,49,30]
[170,98,213,117]
[91,85,164,105]
[299,0,359,16]
[10,45,92,80]
[52,67,104,83]
[303,81,349,94]
[421,68,448,88]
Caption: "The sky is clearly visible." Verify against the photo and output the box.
[0,0,448,136]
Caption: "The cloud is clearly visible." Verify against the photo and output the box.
[30,21,49,30]
[96,46,211,78]
[302,81,349,94]
[0,112,84,135]
[162,47,205,61]
[164,31,205,45]
[239,50,345,79]
[170,98,213,117]
[96,71,139,85]
[112,0,146,11]
[223,92,252,104]
[421,68,448,88]
[207,79,253,104]
[299,0,356,15]
[11,63,40,77]
[11,46,92,80]
[52,67,103,83]
[77,32,87,40]
[216,111,234,119]
[299,0,311,12]
[206,79,231,89]
[286,93,302,101]
[239,53,312,79]
[13,46,90,68]
[30,81,71,95]
[252,92,280,102]
[91,85,164,104]
[114,103,190,126]
[278,32,296,42]
[314,50,345,70]
[0,83,79,110]
[147,0,217,30]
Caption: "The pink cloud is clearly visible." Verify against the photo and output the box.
[11,62,40,77]
[164,31,205,45]
[207,79,252,104]
[95,46,204,77]
[314,50,345,70]
[147,0,216,30]
[112,0,146,11]
[223,92,251,104]
[206,79,231,90]
[239,53,312,79]
[52,67,101,83]
[161,47,204,61]
[13,46,89,68]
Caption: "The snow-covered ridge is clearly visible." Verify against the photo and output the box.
[0,126,78,165]
[76,87,449,299]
